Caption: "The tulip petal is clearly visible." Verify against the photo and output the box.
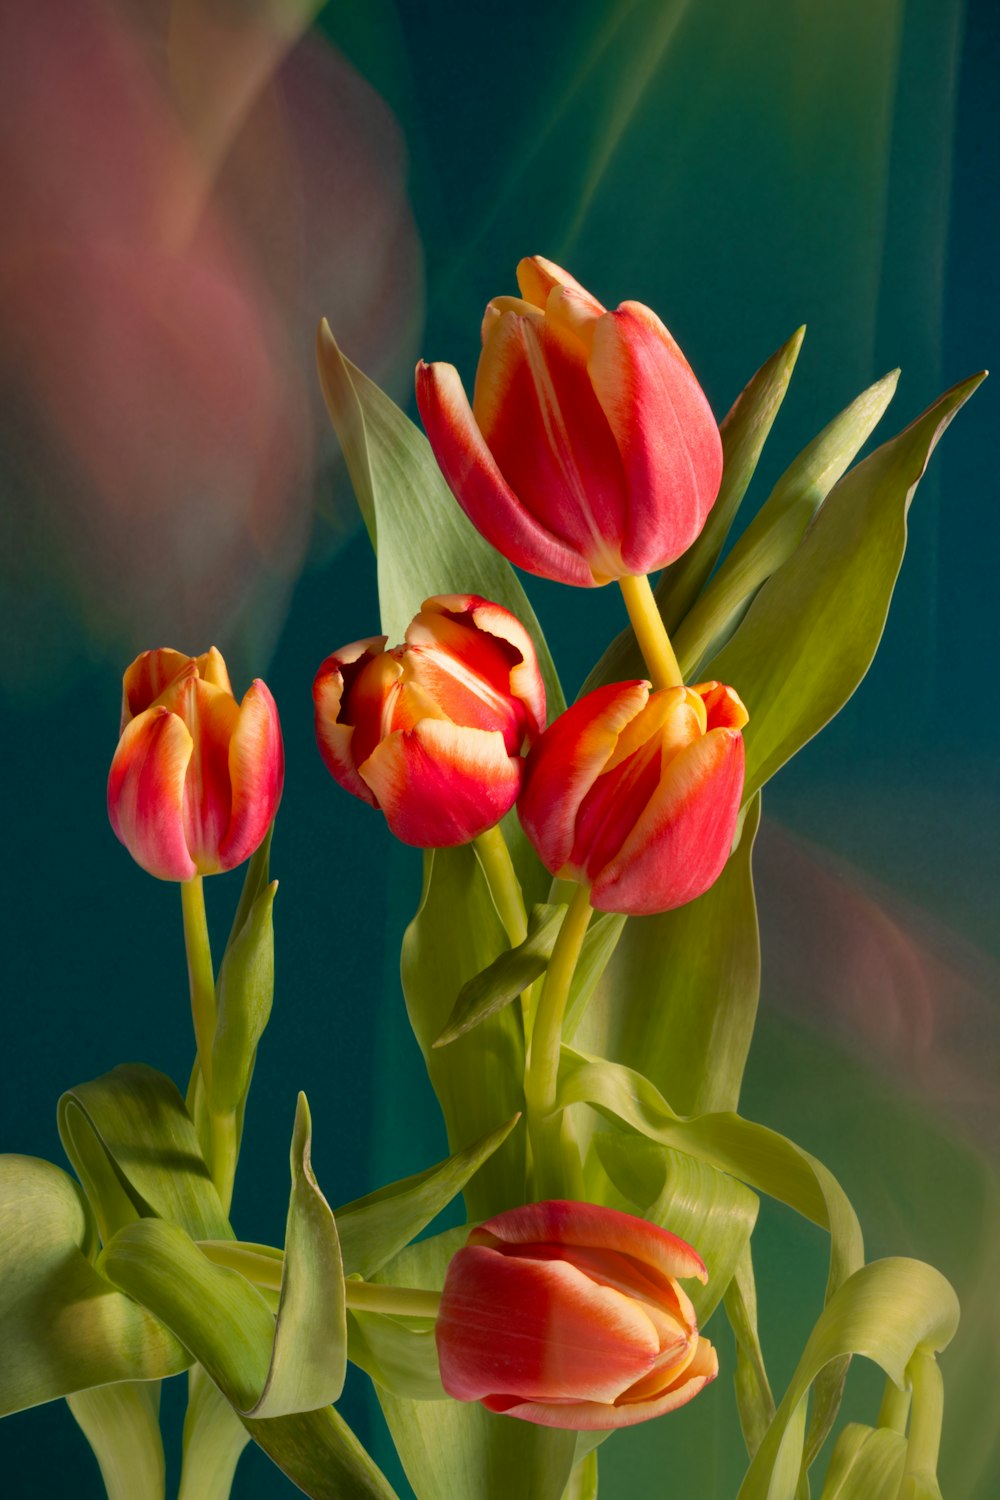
[221,679,284,871]
[589,305,723,573]
[121,648,194,729]
[695,680,750,730]
[591,728,745,915]
[416,359,596,588]
[312,641,387,807]
[473,312,629,579]
[518,683,649,878]
[471,1200,708,1288]
[360,721,521,847]
[516,256,605,316]
[437,1246,658,1405]
[176,679,239,874]
[107,707,197,881]
[483,1336,718,1430]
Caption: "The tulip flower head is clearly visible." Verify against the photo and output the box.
[416,256,723,587]
[436,1200,717,1430]
[108,647,283,881]
[313,594,546,848]
[519,679,748,915]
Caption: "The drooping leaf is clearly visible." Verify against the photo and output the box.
[315,320,564,717]
[724,1245,777,1458]
[580,326,804,695]
[336,1114,520,1279]
[673,368,900,676]
[708,372,985,803]
[58,1063,231,1243]
[0,1155,187,1416]
[369,1227,578,1500]
[401,845,527,1217]
[435,905,565,1047]
[67,1380,165,1500]
[736,1260,958,1500]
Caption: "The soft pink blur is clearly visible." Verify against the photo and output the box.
[0,0,422,690]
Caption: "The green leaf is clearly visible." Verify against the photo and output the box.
[562,1450,599,1500]
[725,1245,777,1458]
[178,1367,250,1500]
[562,911,627,1043]
[347,1303,444,1402]
[370,1227,578,1500]
[737,1259,959,1500]
[819,1425,906,1499]
[0,1154,187,1416]
[249,1092,347,1418]
[401,845,527,1217]
[67,1381,165,1500]
[708,372,985,803]
[673,369,900,676]
[211,880,276,1118]
[573,793,761,1116]
[58,1063,232,1243]
[101,1218,395,1500]
[580,327,804,696]
[435,903,563,1047]
[336,1114,520,1279]
[316,320,564,717]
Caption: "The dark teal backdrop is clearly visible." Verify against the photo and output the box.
[2,1,997,1495]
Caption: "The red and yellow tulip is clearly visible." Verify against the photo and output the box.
[416,256,722,587]
[313,594,546,848]
[518,679,748,915]
[107,647,283,881]
[436,1200,717,1430]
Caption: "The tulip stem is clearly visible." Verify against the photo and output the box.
[619,572,684,689]
[473,826,529,947]
[902,1349,944,1482]
[181,878,238,1212]
[197,1241,442,1317]
[877,1375,911,1433]
[524,882,593,1196]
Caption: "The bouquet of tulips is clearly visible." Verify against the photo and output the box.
[0,257,984,1500]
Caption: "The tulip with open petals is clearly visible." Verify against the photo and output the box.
[107,648,283,881]
[313,594,545,848]
[436,1200,717,1430]
[518,679,748,915]
[416,256,723,587]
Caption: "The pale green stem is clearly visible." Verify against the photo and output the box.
[877,1375,911,1433]
[197,1241,441,1317]
[180,878,237,1213]
[619,572,684,689]
[903,1349,944,1480]
[524,882,593,1196]
[474,824,544,1042]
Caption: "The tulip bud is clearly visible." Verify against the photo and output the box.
[313,594,546,848]
[518,679,747,915]
[436,1200,717,1430]
[107,647,283,881]
[416,256,722,587]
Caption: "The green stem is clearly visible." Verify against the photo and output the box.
[197,1241,442,1317]
[619,572,684,689]
[67,1382,165,1500]
[524,883,593,1196]
[473,825,529,947]
[877,1375,911,1433]
[903,1349,944,1480]
[180,879,237,1214]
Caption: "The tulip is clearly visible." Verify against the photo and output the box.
[108,647,283,881]
[435,1200,717,1430]
[518,679,748,916]
[313,594,546,848]
[415,256,722,588]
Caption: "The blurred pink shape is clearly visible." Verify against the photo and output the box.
[0,0,422,684]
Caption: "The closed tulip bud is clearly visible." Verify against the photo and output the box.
[313,594,546,848]
[518,679,748,916]
[416,256,722,587]
[107,647,283,881]
[435,1201,717,1430]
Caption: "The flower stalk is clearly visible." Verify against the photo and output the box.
[618,572,684,689]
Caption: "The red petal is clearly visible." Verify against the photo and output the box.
[518,683,648,878]
[694,680,750,730]
[176,678,239,874]
[591,729,745,915]
[471,1201,708,1287]
[312,640,387,807]
[220,679,284,871]
[436,1246,658,1405]
[589,305,722,572]
[416,360,595,587]
[360,721,521,847]
[107,707,196,881]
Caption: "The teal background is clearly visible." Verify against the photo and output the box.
[1,0,997,1495]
